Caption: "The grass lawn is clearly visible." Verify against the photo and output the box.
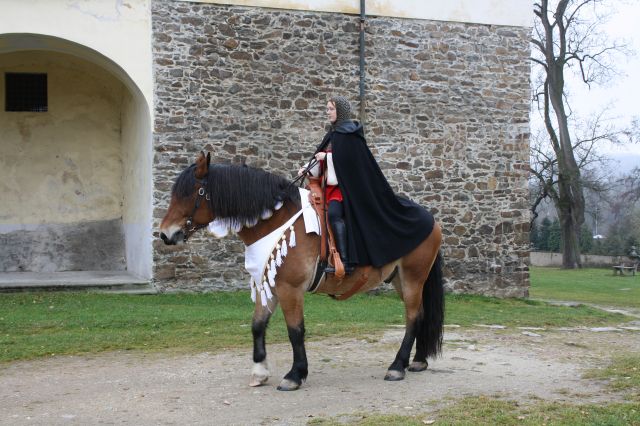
[308,397,640,425]
[530,266,640,308]
[0,289,628,363]
[584,353,640,396]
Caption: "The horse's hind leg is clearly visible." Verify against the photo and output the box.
[385,273,423,381]
[275,282,308,391]
[408,326,429,372]
[392,272,428,372]
[386,224,442,381]
[407,225,444,374]
[404,271,429,373]
[250,296,278,387]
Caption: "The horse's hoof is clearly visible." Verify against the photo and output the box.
[384,370,405,381]
[277,378,301,391]
[250,361,269,387]
[408,361,428,372]
[249,375,269,387]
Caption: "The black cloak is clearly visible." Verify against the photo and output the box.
[316,121,435,268]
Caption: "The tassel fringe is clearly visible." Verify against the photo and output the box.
[289,226,296,247]
[267,264,276,287]
[275,246,282,266]
[260,287,267,306]
[250,221,300,305]
[264,283,273,300]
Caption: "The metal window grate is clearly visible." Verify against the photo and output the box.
[5,73,48,112]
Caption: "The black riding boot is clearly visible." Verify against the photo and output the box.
[325,219,354,275]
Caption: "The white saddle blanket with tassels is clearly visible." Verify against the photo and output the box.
[244,187,320,305]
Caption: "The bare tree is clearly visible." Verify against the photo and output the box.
[530,112,620,226]
[612,166,640,214]
[531,0,627,268]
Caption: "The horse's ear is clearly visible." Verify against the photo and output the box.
[206,152,211,168]
[195,151,208,179]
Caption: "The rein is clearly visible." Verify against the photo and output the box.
[184,175,211,241]
[289,132,331,188]
[290,158,318,188]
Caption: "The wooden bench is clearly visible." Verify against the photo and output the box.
[612,264,637,276]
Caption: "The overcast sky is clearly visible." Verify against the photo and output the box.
[532,1,640,159]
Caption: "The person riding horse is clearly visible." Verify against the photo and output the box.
[159,95,444,390]
[299,96,435,275]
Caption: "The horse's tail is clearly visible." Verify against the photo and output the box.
[417,252,444,358]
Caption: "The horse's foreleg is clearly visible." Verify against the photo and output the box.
[276,283,308,391]
[249,297,278,387]
[385,279,422,381]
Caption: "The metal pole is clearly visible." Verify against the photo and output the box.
[359,0,366,126]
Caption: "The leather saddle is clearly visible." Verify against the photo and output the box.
[306,176,345,279]
[305,176,376,302]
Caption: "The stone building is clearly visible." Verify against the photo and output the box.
[0,0,531,297]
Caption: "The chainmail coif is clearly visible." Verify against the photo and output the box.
[330,96,352,123]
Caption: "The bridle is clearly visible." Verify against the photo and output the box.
[184,175,211,241]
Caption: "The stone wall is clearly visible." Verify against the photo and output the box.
[151,0,530,296]
[530,252,627,268]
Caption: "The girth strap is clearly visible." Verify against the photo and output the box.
[384,266,399,284]
[307,259,327,293]
[309,264,396,298]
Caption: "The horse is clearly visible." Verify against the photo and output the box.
[159,151,444,391]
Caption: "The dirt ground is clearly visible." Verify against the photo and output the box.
[2,320,639,426]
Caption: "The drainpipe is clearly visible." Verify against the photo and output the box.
[359,0,366,126]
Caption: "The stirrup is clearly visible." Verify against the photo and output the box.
[325,264,354,275]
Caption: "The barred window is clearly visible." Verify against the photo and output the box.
[5,73,48,112]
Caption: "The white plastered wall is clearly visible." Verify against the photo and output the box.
[121,90,152,278]
[0,51,125,225]
[0,0,152,278]
[0,0,153,104]
[179,0,532,27]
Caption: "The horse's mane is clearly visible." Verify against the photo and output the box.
[172,163,301,225]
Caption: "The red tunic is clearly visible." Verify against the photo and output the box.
[319,149,343,202]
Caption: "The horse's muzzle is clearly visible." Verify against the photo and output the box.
[160,230,185,245]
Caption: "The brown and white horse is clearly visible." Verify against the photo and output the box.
[159,152,444,391]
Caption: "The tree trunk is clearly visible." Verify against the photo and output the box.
[558,202,582,268]
[548,60,585,268]
[532,0,617,268]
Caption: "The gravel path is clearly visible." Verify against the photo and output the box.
[2,321,639,426]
